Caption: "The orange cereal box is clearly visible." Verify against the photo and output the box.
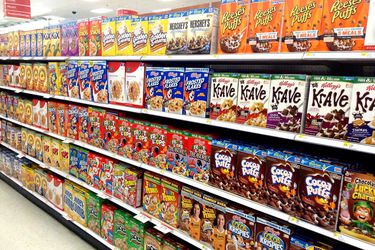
[132,16,149,55]
[102,17,116,56]
[322,0,369,51]
[143,172,162,217]
[148,14,168,55]
[115,15,133,56]
[218,0,250,54]
[282,0,324,52]
[78,19,90,56]
[160,178,181,228]
[89,17,103,56]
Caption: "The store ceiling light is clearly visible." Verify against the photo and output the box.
[152,8,172,13]
[90,8,113,14]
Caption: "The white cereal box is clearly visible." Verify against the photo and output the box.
[166,12,189,55]
[124,62,146,108]
[108,62,126,105]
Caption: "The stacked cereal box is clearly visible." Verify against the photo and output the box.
[91,61,108,103]
[89,17,103,56]
[78,19,90,56]
[115,15,133,56]
[132,16,149,55]
[166,12,189,55]
[108,62,126,105]
[163,67,185,114]
[148,14,168,55]
[102,17,117,56]
[146,67,165,111]
[125,62,146,108]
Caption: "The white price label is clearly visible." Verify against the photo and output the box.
[15,89,23,93]
[63,139,73,144]
[154,223,172,234]
[44,94,51,99]
[296,134,305,139]
[17,153,24,158]
[97,193,109,199]
[134,213,151,223]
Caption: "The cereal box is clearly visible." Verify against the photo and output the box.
[149,123,168,170]
[78,19,90,56]
[339,170,375,243]
[32,64,39,91]
[218,0,250,54]
[143,172,162,217]
[25,63,33,90]
[115,15,133,56]
[57,102,68,137]
[26,131,36,157]
[114,210,129,249]
[46,174,64,210]
[73,186,88,226]
[32,99,40,127]
[87,152,102,189]
[69,22,79,56]
[126,217,145,250]
[187,8,219,54]
[88,107,105,148]
[42,136,52,165]
[78,148,89,182]
[61,23,70,56]
[91,61,108,103]
[101,203,117,245]
[282,0,323,52]
[89,17,103,56]
[78,106,89,142]
[144,229,164,250]
[67,61,80,99]
[160,178,181,227]
[102,17,117,56]
[187,133,211,183]
[125,62,146,108]
[113,163,126,201]
[108,62,126,105]
[59,62,68,96]
[69,145,79,177]
[103,111,119,153]
[266,74,308,132]
[87,192,104,235]
[132,16,149,55]
[48,62,61,95]
[166,12,189,55]
[210,73,239,122]
[246,0,284,53]
[200,194,218,245]
[210,139,238,191]
[59,142,70,172]
[47,101,58,134]
[63,181,75,218]
[117,117,134,159]
[166,128,189,175]
[146,67,165,111]
[34,134,43,162]
[132,120,150,164]
[125,167,143,208]
[100,157,114,195]
[184,68,211,118]
[305,76,353,139]
[148,14,168,55]
[67,104,79,140]
[19,64,26,89]
[348,77,375,144]
[36,29,44,57]
[50,25,62,56]
[31,30,37,56]
[179,186,194,234]
[78,60,92,101]
[255,217,292,250]
[322,0,369,51]
[50,139,60,169]
[163,68,185,114]
[237,73,271,126]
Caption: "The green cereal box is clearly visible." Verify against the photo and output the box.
[126,217,145,250]
[86,192,104,235]
[114,210,129,249]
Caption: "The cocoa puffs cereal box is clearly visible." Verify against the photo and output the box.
[218,0,250,54]
[115,16,133,56]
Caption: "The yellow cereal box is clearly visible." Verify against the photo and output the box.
[48,62,61,95]
[148,14,168,55]
[31,30,37,56]
[42,136,52,165]
[102,17,117,56]
[115,16,133,55]
[59,142,70,173]
[50,25,61,57]
[63,181,75,218]
[132,16,149,55]
[32,64,39,91]
[72,185,88,227]
[38,63,48,93]
[59,62,68,96]
[51,139,60,169]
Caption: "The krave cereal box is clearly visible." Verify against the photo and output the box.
[163,67,185,114]
[102,17,117,56]
[91,61,108,104]
[78,60,92,101]
[108,62,126,105]
[146,67,165,111]
[132,16,149,55]
[148,14,168,55]
[115,15,133,56]
[167,12,189,55]
[67,61,80,99]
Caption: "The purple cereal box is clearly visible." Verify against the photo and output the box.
[91,61,108,103]
[61,22,70,56]
[145,67,165,111]
[184,68,211,117]
[78,61,92,101]
[67,61,80,99]
[69,22,79,56]
[163,68,185,114]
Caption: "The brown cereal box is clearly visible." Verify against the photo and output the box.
[115,16,133,56]
[89,17,103,56]
[236,73,271,126]
[125,62,146,108]
[322,0,369,51]
[102,17,117,56]
[143,172,162,217]
[247,0,284,53]
[25,63,33,90]
[166,12,189,55]
[144,229,164,250]
[160,178,181,227]
[187,8,219,54]
[108,62,126,105]
[218,0,250,54]
[32,99,40,128]
[148,14,168,55]
[78,19,90,56]
[132,16,149,55]
[209,73,239,122]
[282,0,324,52]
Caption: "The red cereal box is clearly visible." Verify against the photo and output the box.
[48,101,58,134]
[39,100,48,130]
[67,104,80,140]
[132,120,150,164]
[101,203,117,245]
[117,116,134,159]
[88,107,105,148]
[57,102,68,137]
[78,106,89,142]
[100,157,114,195]
[87,152,103,189]
[187,133,212,184]
[149,123,168,170]
[103,111,119,153]
[89,17,103,56]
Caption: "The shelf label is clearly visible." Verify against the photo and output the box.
[343,141,353,148]
[333,232,344,241]
[15,89,23,93]
[44,94,51,99]
[134,213,151,223]
[213,54,219,58]
[288,216,299,224]
[97,193,109,199]
[62,139,73,144]
[206,119,212,125]
[17,153,24,158]
[296,134,305,139]
[154,223,172,234]
[305,52,313,57]
[361,52,369,57]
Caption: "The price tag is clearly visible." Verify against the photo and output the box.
[154,223,172,234]
[305,52,312,57]
[288,216,299,224]
[17,153,24,159]
[159,169,165,175]
[142,109,148,114]
[62,214,72,221]
[213,54,219,58]
[361,52,369,57]
[333,232,344,241]
[206,119,212,125]
[343,141,353,148]
[15,89,23,94]
[63,139,73,144]
[44,94,51,99]
[134,213,151,223]
[167,55,172,59]
[296,134,305,139]
[201,246,207,250]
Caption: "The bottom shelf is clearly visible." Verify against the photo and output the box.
[0,170,114,250]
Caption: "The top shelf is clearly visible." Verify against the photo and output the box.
[1,51,375,62]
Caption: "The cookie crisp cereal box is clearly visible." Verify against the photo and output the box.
[87,192,104,235]
[148,14,168,55]
[132,16,149,55]
[115,15,133,56]
[166,11,189,55]
[102,17,117,56]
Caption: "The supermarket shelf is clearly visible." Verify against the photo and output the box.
[68,56,142,61]
[0,170,114,250]
[302,51,375,61]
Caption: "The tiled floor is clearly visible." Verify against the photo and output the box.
[0,179,94,250]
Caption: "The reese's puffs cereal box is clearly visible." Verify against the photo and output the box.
[143,172,162,217]
[218,0,250,54]
[160,178,181,228]
[322,0,369,51]
[282,0,324,52]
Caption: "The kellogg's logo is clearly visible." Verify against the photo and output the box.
[355,90,375,113]
[254,6,276,28]
[330,0,361,23]
[257,230,286,250]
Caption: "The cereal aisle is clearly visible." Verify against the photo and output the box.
[0,0,375,250]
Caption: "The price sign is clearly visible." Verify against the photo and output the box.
[154,223,172,234]
[134,213,151,223]
[288,216,299,224]
[296,134,305,139]
[17,153,24,158]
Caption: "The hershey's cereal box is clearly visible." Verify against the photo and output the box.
[187,8,219,54]
[210,73,239,122]
[166,12,189,55]
[236,73,271,127]
[266,74,308,132]
[145,67,165,111]
[348,77,375,144]
[163,67,185,114]
[305,76,353,140]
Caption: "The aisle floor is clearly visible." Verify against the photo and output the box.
[0,179,95,250]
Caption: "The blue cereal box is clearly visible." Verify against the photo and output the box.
[91,61,109,103]
[69,146,79,177]
[163,67,185,114]
[78,148,89,183]
[67,61,80,99]
[184,68,211,117]
[145,67,165,111]
[78,61,92,101]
